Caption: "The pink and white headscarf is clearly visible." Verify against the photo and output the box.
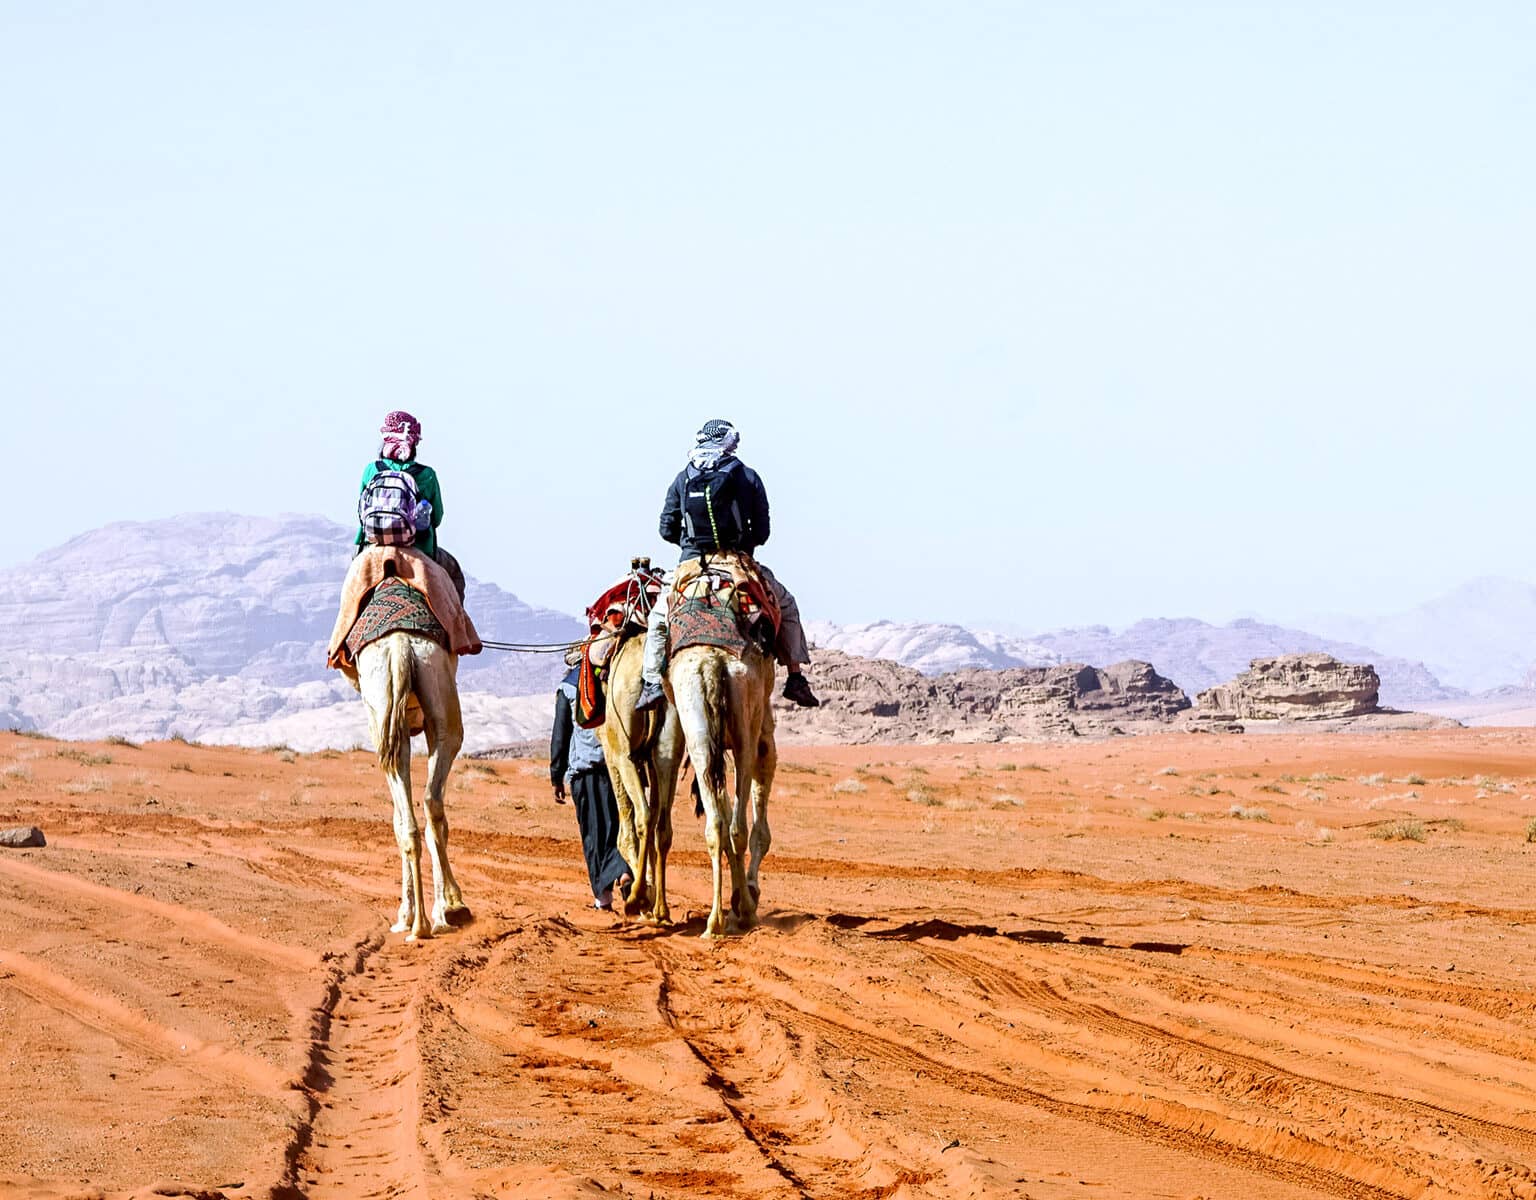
[379,410,421,462]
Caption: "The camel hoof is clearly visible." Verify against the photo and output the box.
[404,930,429,942]
[431,922,453,936]
[391,919,410,934]
[444,904,473,928]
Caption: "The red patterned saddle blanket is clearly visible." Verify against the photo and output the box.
[345,578,449,661]
[669,552,780,659]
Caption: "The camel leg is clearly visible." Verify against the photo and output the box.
[729,739,756,928]
[418,646,465,933]
[614,753,653,915]
[648,712,683,925]
[361,643,429,940]
[747,718,776,912]
[674,678,728,938]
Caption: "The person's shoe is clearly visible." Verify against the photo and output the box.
[782,672,820,708]
[635,680,666,712]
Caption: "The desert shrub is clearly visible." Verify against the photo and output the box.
[1357,772,1386,787]
[781,762,825,776]
[276,749,297,764]
[832,777,867,795]
[856,768,894,784]
[105,734,139,749]
[1475,774,1515,794]
[1228,805,1270,822]
[1400,773,1427,786]
[59,774,109,795]
[10,728,54,741]
[907,785,941,806]
[990,792,1024,808]
[1156,766,1179,777]
[1309,772,1344,783]
[996,762,1018,772]
[1524,816,1536,843]
[1255,783,1287,795]
[169,761,194,773]
[1186,785,1233,798]
[1371,820,1426,842]
[2,764,34,782]
[57,749,113,766]
[1277,773,1299,783]
[1137,806,1168,821]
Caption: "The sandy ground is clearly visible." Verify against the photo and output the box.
[3,728,1536,1200]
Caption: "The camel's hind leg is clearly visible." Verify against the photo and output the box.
[645,707,685,925]
[361,647,429,941]
[416,644,466,934]
[609,752,652,914]
[673,661,729,938]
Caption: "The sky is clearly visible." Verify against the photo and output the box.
[2,2,1532,632]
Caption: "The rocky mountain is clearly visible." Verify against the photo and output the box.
[1196,654,1380,721]
[1307,576,1536,693]
[810,616,1457,710]
[0,513,582,750]
[774,650,1190,744]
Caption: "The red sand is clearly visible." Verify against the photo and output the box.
[3,728,1536,1199]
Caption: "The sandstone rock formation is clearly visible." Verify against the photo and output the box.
[1196,654,1380,721]
[773,649,1190,744]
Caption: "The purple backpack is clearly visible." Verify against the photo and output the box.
[358,463,420,546]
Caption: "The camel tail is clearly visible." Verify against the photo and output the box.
[378,636,415,776]
[700,653,730,803]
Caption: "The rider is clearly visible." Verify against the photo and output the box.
[354,410,465,599]
[636,419,819,710]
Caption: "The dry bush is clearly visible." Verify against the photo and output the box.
[1357,772,1386,787]
[990,792,1024,809]
[832,777,867,795]
[105,734,139,749]
[1400,773,1427,786]
[1525,817,1536,843]
[57,748,112,767]
[1156,766,1179,777]
[907,785,941,807]
[2,764,33,782]
[1137,806,1168,821]
[60,774,110,795]
[1228,804,1270,822]
[169,761,194,773]
[1255,783,1287,795]
[276,749,297,764]
[9,728,55,741]
[780,762,825,776]
[1371,820,1426,842]
[856,768,894,784]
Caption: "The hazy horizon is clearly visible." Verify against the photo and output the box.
[5,4,1532,631]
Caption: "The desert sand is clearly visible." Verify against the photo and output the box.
[3,728,1536,1199]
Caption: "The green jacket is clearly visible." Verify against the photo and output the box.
[355,458,444,557]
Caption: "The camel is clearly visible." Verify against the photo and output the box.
[668,641,777,938]
[595,636,686,924]
[357,630,468,941]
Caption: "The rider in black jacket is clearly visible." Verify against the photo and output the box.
[638,419,818,710]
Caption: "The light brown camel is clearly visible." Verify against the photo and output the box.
[595,635,685,923]
[668,641,777,938]
[357,630,467,940]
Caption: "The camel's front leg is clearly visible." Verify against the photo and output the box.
[746,726,776,912]
[728,741,756,929]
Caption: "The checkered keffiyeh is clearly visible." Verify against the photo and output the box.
[688,419,740,471]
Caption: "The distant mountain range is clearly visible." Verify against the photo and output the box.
[805,618,1460,709]
[0,513,582,752]
[3,513,1536,748]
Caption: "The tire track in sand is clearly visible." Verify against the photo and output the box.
[919,941,1536,1160]
[647,940,1008,1200]
[286,936,434,1200]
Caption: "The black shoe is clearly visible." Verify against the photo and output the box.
[635,680,666,712]
[782,672,820,708]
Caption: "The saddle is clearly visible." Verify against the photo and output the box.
[668,551,781,659]
[575,563,668,729]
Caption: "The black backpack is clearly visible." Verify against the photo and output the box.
[682,460,748,551]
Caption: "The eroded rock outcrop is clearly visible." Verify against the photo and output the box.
[774,649,1190,743]
[1196,653,1379,721]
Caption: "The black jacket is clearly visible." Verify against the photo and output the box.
[658,459,771,562]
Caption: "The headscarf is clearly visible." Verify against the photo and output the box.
[379,410,421,462]
[688,418,740,472]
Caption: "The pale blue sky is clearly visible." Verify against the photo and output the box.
[2,3,1531,630]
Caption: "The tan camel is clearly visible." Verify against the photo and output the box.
[595,636,685,923]
[668,642,777,938]
[357,631,467,941]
